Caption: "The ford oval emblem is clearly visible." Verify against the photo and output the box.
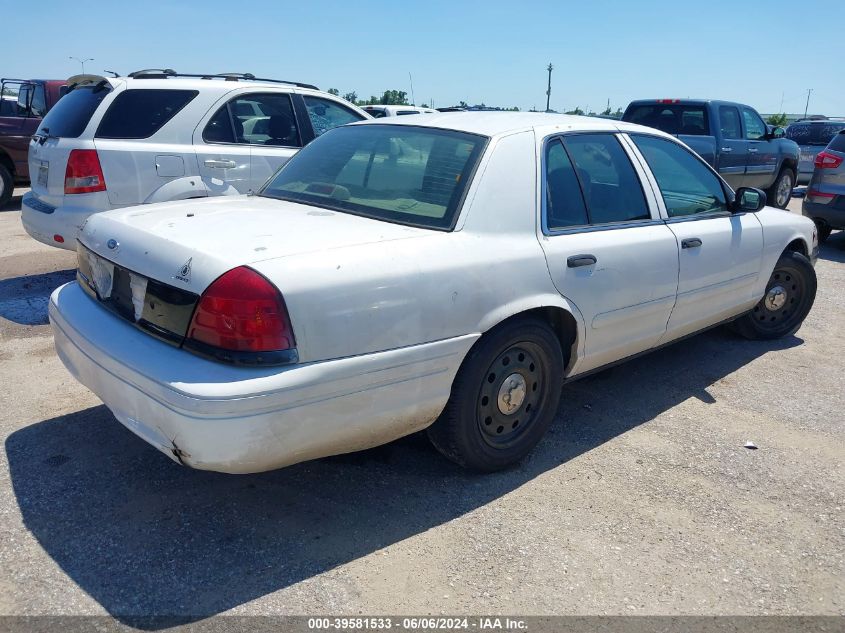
[107,239,119,250]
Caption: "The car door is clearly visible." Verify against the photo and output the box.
[538,133,680,374]
[627,133,763,343]
[193,95,253,194]
[239,92,302,190]
[715,104,748,189]
[742,106,777,188]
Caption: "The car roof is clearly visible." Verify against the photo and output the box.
[352,111,669,139]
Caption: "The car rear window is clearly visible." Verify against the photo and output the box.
[36,83,112,138]
[261,124,487,230]
[624,104,709,136]
[828,131,845,153]
[95,89,198,139]
[787,122,845,146]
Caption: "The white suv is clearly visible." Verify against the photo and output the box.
[22,70,370,250]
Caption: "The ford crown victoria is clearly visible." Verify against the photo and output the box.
[48,113,818,473]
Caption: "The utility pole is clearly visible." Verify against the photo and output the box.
[545,63,553,112]
[409,72,416,106]
[69,56,94,74]
[803,88,813,118]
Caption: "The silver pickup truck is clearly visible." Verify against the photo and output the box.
[623,99,799,208]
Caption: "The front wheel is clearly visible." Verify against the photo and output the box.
[427,318,564,471]
[767,168,794,209]
[731,251,817,340]
[0,164,12,209]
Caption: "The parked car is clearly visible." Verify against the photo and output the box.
[49,113,818,474]
[622,99,799,208]
[361,104,437,118]
[21,70,370,249]
[786,117,845,185]
[0,77,67,206]
[802,129,845,242]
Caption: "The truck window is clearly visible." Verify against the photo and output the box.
[37,84,112,138]
[624,104,709,136]
[719,106,742,140]
[742,107,766,141]
[30,84,47,117]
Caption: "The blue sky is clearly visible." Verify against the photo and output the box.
[5,0,843,115]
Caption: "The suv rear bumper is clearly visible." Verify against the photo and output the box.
[803,198,845,230]
[21,191,111,250]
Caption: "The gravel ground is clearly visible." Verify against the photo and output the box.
[0,188,842,621]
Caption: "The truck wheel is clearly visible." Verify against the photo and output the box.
[0,164,13,209]
[767,168,794,209]
[730,251,816,340]
[427,317,564,471]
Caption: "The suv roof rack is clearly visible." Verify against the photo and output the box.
[127,69,317,90]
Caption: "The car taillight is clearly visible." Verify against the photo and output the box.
[65,149,106,194]
[186,266,295,356]
[814,151,843,169]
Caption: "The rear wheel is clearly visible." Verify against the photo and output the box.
[427,318,564,471]
[814,219,832,243]
[731,251,816,340]
[0,164,12,209]
[767,168,794,209]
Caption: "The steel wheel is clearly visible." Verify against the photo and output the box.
[476,343,545,449]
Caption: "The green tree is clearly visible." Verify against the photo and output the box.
[327,88,340,96]
[379,90,408,105]
[766,113,788,126]
[565,106,585,116]
[459,101,468,108]
[602,105,613,116]
[343,91,358,104]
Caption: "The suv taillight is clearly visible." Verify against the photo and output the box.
[186,267,295,362]
[64,149,106,194]
[814,151,843,169]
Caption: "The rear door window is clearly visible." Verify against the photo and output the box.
[303,96,364,137]
[96,89,197,139]
[559,133,650,224]
[202,93,300,147]
[719,106,742,140]
[36,83,112,137]
[545,139,589,229]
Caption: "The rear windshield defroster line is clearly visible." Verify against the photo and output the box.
[259,124,488,231]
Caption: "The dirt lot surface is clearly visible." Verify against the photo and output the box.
[0,188,842,621]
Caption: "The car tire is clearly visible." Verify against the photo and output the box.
[814,220,832,243]
[427,317,564,471]
[730,251,817,340]
[767,168,794,209]
[0,163,13,209]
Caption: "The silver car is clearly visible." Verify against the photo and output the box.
[802,129,845,242]
[787,118,845,185]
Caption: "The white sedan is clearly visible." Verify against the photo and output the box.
[49,113,819,473]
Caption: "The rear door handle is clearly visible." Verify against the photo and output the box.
[721,147,732,152]
[567,254,597,268]
[682,238,702,249]
[748,148,758,153]
[204,159,237,168]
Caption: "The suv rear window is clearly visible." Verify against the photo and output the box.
[624,104,709,136]
[36,83,112,138]
[96,89,198,139]
[828,131,845,153]
[261,124,486,230]
[786,121,845,146]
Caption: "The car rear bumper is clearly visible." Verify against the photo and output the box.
[802,198,845,230]
[49,282,476,473]
[21,191,111,251]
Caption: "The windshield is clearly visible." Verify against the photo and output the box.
[261,124,487,230]
[786,121,845,146]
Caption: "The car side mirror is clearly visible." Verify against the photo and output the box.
[771,126,785,139]
[732,187,767,213]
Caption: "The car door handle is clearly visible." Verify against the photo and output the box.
[567,254,597,268]
[748,148,758,153]
[681,238,702,249]
[720,147,732,152]
[204,159,237,168]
